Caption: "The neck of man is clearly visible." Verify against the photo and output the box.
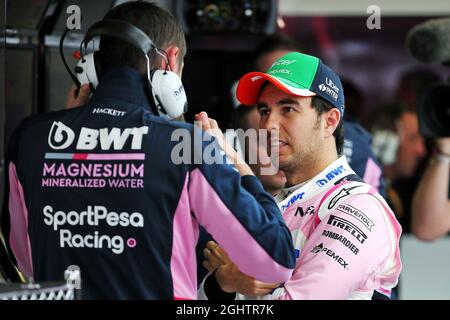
[284,142,339,187]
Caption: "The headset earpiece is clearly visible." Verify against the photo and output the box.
[144,73,162,117]
[150,69,187,119]
[75,52,100,89]
[372,130,400,166]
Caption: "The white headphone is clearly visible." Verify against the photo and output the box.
[73,19,188,119]
[75,52,99,88]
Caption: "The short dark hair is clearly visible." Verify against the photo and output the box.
[311,96,344,155]
[99,1,186,74]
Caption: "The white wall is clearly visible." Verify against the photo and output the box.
[400,234,450,299]
[279,0,450,16]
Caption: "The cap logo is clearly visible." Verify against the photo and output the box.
[326,77,340,93]
[319,77,339,101]
[269,69,293,76]
[272,59,296,67]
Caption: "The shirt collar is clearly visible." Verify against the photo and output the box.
[89,67,152,110]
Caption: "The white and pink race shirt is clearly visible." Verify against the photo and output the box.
[199,156,402,300]
[256,156,402,300]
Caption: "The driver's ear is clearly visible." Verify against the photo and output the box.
[323,108,341,138]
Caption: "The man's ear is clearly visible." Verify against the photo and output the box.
[323,108,341,138]
[163,45,182,76]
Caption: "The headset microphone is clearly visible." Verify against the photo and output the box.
[60,28,81,88]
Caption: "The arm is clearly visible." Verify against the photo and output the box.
[199,241,279,299]
[411,138,450,241]
[2,125,33,278]
[191,113,295,284]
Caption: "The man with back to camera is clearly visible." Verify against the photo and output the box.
[1,2,296,299]
[198,52,402,300]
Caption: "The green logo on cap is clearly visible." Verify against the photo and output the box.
[267,52,320,91]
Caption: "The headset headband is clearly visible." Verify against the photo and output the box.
[84,19,154,54]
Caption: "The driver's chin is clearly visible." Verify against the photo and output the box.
[278,157,291,172]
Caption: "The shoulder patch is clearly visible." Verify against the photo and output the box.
[316,181,371,222]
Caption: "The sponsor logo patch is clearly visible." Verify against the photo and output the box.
[327,215,367,244]
[294,205,315,217]
[310,243,348,269]
[43,205,144,254]
[315,165,346,187]
[328,185,361,209]
[321,230,359,255]
[280,192,305,211]
[92,108,126,117]
[337,204,375,231]
[48,121,148,151]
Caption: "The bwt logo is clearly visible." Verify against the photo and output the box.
[315,165,345,187]
[280,192,305,211]
[48,121,148,151]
